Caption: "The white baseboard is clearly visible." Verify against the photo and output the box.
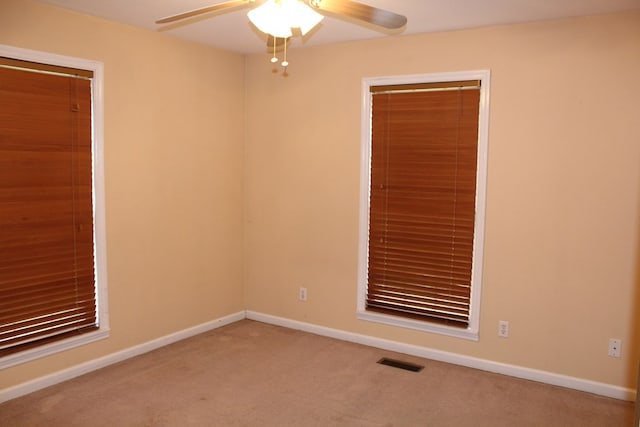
[246,311,636,402]
[3,310,635,405]
[0,311,245,404]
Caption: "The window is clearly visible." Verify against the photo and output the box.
[0,45,108,367]
[358,71,490,340]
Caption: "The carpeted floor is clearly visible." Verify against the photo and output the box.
[0,320,634,426]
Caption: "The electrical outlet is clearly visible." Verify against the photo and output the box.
[299,287,307,302]
[498,320,509,338]
[608,339,622,358]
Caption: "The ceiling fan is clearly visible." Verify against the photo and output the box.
[156,0,407,73]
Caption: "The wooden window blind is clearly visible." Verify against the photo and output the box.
[0,60,97,356]
[366,80,480,328]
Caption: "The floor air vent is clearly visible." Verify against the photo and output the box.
[377,357,424,372]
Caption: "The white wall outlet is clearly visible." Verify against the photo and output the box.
[299,287,307,302]
[498,320,509,338]
[608,338,622,358]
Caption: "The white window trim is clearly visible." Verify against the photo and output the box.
[0,44,109,368]
[357,70,491,341]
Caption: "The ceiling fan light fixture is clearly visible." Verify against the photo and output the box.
[289,0,324,35]
[248,0,292,38]
[248,0,324,38]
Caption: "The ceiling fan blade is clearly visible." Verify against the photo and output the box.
[311,0,407,29]
[156,0,252,25]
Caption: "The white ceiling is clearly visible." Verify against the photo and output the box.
[36,0,640,54]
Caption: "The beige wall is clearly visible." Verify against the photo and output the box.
[244,13,640,389]
[1,0,639,394]
[1,0,246,388]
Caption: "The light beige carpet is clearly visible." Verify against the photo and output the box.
[0,320,634,426]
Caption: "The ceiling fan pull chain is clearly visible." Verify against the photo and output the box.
[281,38,289,68]
[271,36,279,63]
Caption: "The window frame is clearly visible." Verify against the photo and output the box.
[0,44,109,368]
[357,70,490,341]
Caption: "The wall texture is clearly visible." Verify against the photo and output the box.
[244,13,640,389]
[1,0,246,388]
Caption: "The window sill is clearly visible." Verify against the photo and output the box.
[0,328,110,370]
[357,310,479,341]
